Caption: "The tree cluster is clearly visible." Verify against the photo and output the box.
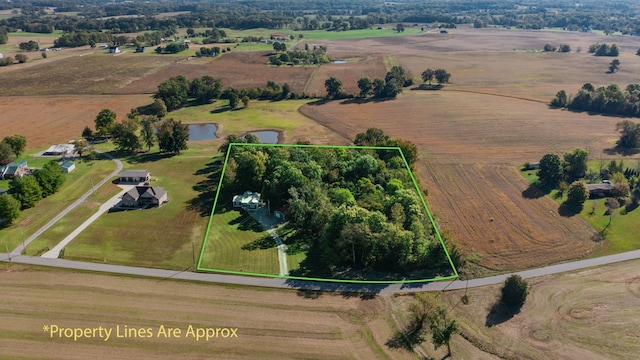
[154,75,222,111]
[155,42,189,54]
[588,43,620,56]
[220,129,444,276]
[269,45,329,66]
[537,148,589,188]
[551,83,640,117]
[1,135,27,162]
[338,65,415,100]
[8,160,65,210]
[543,43,571,52]
[18,40,39,51]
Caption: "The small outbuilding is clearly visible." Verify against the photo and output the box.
[587,183,614,198]
[43,144,75,156]
[119,170,151,183]
[61,161,76,173]
[109,46,121,54]
[233,191,261,211]
[121,186,168,208]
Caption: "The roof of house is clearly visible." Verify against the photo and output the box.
[120,170,150,178]
[587,183,614,191]
[4,161,27,176]
[233,191,260,204]
[124,186,166,201]
[44,144,75,154]
[61,161,75,169]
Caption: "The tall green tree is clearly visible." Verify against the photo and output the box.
[608,59,620,73]
[324,76,343,99]
[154,76,190,111]
[94,109,116,138]
[550,90,568,107]
[616,120,639,148]
[429,306,458,357]
[501,274,529,308]
[9,176,43,209]
[372,78,386,97]
[538,153,563,187]
[140,117,156,151]
[0,194,21,226]
[563,148,588,181]
[566,180,588,205]
[34,161,65,197]
[2,135,27,158]
[421,69,434,85]
[157,118,189,154]
[357,77,372,97]
[0,141,13,162]
[434,68,451,85]
[112,124,141,153]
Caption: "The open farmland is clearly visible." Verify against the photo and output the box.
[438,259,640,359]
[115,51,315,95]
[304,53,388,97]
[0,95,151,150]
[0,263,410,360]
[300,91,630,272]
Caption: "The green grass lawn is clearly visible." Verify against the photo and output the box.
[520,169,640,256]
[62,142,214,270]
[9,30,63,38]
[199,208,279,275]
[0,155,116,253]
[169,99,312,133]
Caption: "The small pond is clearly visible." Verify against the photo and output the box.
[249,131,279,144]
[188,123,218,141]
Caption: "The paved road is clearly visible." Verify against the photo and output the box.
[2,249,640,295]
[9,152,122,257]
[41,185,133,258]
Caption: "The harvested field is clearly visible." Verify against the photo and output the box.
[0,95,151,150]
[115,51,315,94]
[0,53,177,96]
[0,263,409,360]
[304,53,388,97]
[299,91,629,272]
[440,259,640,359]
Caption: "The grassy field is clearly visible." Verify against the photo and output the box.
[199,208,279,275]
[0,155,116,254]
[62,142,214,270]
[0,263,407,360]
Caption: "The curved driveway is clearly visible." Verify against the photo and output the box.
[3,152,640,294]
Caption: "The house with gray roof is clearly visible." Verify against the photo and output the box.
[1,161,28,180]
[233,191,261,211]
[121,186,168,208]
[119,170,151,183]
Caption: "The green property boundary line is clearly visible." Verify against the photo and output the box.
[197,142,459,284]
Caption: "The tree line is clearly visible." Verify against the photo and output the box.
[551,83,640,117]
[325,66,451,100]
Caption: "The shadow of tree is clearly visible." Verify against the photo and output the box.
[229,214,264,232]
[126,152,175,164]
[521,183,547,199]
[241,235,275,250]
[558,202,584,217]
[186,159,222,217]
[603,146,639,156]
[485,301,522,327]
[625,202,639,213]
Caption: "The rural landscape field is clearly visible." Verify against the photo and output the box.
[2,0,640,358]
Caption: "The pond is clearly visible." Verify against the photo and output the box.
[249,131,279,144]
[187,123,218,141]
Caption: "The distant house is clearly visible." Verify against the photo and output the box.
[0,53,3,59]
[121,186,168,208]
[274,207,288,221]
[61,161,75,173]
[1,161,28,180]
[524,162,540,170]
[43,144,75,156]
[109,46,121,54]
[135,46,146,53]
[232,191,261,211]
[119,170,151,183]
[587,182,614,198]
[270,32,289,40]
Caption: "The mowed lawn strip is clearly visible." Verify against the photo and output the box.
[63,142,213,270]
[200,208,279,275]
[23,182,122,256]
[0,155,116,253]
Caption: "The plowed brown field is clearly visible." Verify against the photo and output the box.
[0,95,151,150]
[115,51,315,94]
[300,90,623,272]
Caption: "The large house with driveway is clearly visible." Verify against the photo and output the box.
[121,186,168,208]
[0,161,28,180]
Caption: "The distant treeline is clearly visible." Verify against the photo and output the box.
[3,0,640,36]
[551,83,640,117]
